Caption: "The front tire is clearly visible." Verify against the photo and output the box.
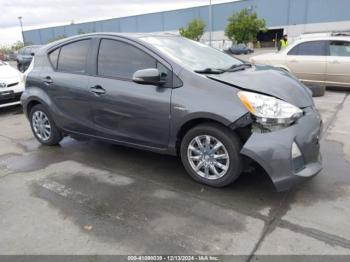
[30,104,62,146]
[180,123,243,187]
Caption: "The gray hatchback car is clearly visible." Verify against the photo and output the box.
[21,33,322,191]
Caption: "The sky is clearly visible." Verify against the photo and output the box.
[0,0,235,45]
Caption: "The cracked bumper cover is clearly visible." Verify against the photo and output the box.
[240,108,323,192]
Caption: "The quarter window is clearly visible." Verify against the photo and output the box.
[49,48,60,69]
[288,41,327,56]
[98,39,157,79]
[330,41,350,57]
[57,40,90,74]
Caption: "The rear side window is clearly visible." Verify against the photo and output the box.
[330,41,350,57]
[98,39,157,79]
[57,40,90,74]
[288,41,328,56]
[49,49,60,69]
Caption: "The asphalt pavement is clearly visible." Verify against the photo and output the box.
[0,57,350,259]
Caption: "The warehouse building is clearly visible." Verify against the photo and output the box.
[23,0,350,49]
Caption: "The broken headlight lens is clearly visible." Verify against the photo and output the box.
[238,91,303,127]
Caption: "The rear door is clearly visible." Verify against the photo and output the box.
[87,37,172,149]
[286,40,328,86]
[42,38,96,135]
[326,40,350,87]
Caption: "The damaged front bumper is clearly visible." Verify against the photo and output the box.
[241,107,323,192]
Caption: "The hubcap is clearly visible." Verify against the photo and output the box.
[187,135,230,180]
[32,111,51,141]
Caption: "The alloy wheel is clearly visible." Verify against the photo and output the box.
[187,135,230,180]
[32,111,52,141]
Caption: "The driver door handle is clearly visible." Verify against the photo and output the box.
[90,85,106,95]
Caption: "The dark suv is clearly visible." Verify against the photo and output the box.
[21,33,322,191]
[16,45,41,72]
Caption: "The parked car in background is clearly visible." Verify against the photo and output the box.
[21,33,322,191]
[250,33,350,96]
[0,60,24,108]
[8,53,17,61]
[0,53,9,61]
[16,45,41,72]
[225,43,254,55]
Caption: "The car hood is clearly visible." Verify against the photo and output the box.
[208,65,313,108]
[0,64,22,81]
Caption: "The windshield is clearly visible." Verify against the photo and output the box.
[140,36,242,71]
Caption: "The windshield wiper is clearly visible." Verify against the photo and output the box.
[194,63,252,74]
[194,68,225,74]
[224,63,252,72]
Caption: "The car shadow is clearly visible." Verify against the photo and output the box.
[0,105,23,116]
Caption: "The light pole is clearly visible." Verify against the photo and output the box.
[209,0,212,46]
[18,16,25,44]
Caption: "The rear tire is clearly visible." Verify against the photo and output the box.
[180,123,243,187]
[29,104,63,146]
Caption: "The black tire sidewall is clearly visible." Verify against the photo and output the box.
[308,85,325,97]
[29,104,62,146]
[180,123,243,187]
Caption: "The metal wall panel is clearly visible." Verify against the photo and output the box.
[23,0,350,45]
[120,16,138,32]
[138,13,163,32]
[98,19,120,32]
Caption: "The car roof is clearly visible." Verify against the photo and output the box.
[297,33,350,42]
[45,32,180,48]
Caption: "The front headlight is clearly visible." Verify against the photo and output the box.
[238,91,303,127]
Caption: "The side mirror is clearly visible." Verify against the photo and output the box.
[132,68,166,85]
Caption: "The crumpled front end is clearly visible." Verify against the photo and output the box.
[241,107,323,192]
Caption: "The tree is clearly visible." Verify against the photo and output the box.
[0,41,24,55]
[179,19,206,41]
[225,8,266,44]
[11,41,24,51]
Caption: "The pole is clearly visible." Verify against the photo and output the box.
[18,16,25,44]
[209,0,212,46]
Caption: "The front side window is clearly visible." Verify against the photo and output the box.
[57,40,90,74]
[330,41,350,57]
[98,39,157,79]
[288,41,327,56]
[140,36,242,71]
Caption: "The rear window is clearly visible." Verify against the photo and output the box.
[57,40,90,74]
[288,41,328,56]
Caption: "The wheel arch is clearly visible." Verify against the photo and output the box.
[22,87,54,118]
[174,114,248,155]
[26,99,42,117]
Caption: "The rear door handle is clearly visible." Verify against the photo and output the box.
[43,76,53,85]
[90,85,106,95]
